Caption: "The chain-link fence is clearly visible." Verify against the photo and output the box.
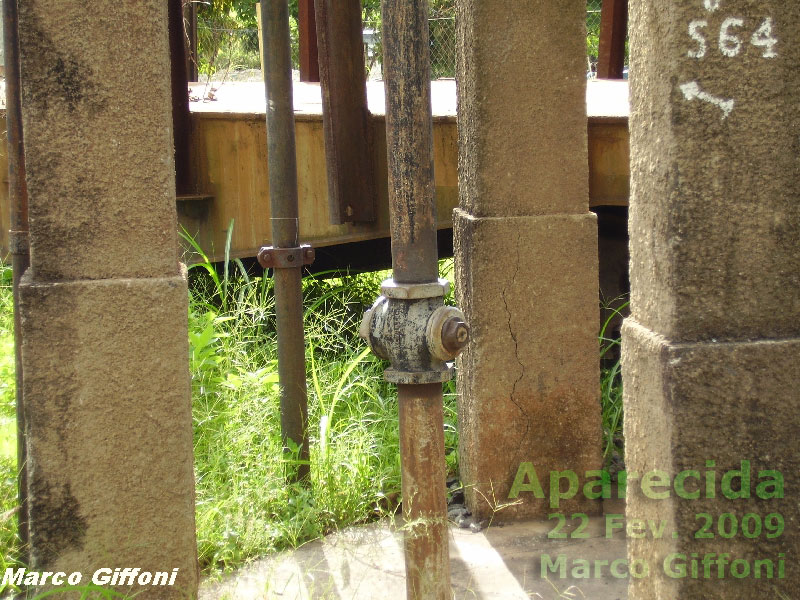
[587,0,602,78]
[195,24,261,81]
[362,15,456,81]
[194,5,616,83]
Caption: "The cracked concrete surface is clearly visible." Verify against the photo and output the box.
[454,212,602,521]
[500,232,531,443]
[453,0,603,523]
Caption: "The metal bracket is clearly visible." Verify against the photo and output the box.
[257,244,315,269]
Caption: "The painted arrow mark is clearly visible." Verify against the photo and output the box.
[680,81,735,120]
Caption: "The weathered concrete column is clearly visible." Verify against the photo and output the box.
[454,0,602,520]
[624,2,799,598]
[17,1,198,597]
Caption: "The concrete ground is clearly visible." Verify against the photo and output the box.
[200,501,628,600]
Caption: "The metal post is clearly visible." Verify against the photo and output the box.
[169,0,193,196]
[315,0,377,224]
[298,0,319,82]
[597,0,628,79]
[381,0,438,285]
[3,0,30,553]
[365,1,463,597]
[259,0,313,482]
[397,384,450,599]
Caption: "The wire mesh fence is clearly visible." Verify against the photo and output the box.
[362,16,457,81]
[587,0,602,78]
[193,4,616,83]
[195,25,261,81]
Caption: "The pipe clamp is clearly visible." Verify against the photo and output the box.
[257,244,315,269]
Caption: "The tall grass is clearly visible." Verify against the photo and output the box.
[0,241,624,584]
[0,264,22,596]
[599,297,628,465]
[184,234,462,574]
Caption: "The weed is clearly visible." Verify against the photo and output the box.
[599,297,628,466]
[0,233,624,581]
[185,227,458,573]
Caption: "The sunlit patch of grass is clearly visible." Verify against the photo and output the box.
[0,228,624,581]
[184,228,459,574]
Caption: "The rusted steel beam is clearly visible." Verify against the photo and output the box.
[260,0,311,482]
[315,0,376,224]
[380,1,452,597]
[596,0,628,79]
[298,0,319,82]
[3,0,29,554]
[169,0,193,195]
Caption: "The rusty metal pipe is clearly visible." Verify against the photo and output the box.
[168,0,192,196]
[398,384,451,599]
[260,0,310,481]
[3,0,29,552]
[380,0,452,597]
[381,0,439,285]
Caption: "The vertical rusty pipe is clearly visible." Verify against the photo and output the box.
[381,0,439,285]
[298,0,319,82]
[381,1,451,598]
[397,384,450,600]
[3,0,29,553]
[169,0,192,196]
[261,0,310,481]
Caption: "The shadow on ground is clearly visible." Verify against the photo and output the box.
[200,500,628,600]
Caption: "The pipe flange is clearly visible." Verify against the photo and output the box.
[384,363,454,385]
[360,279,470,385]
[380,278,450,300]
[360,296,390,360]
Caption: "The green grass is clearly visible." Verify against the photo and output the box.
[183,233,460,574]
[0,263,22,597]
[599,297,628,465]
[0,240,624,587]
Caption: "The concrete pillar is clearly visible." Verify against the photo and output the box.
[454,0,602,520]
[624,2,799,598]
[17,1,198,597]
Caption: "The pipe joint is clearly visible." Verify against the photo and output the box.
[359,278,470,384]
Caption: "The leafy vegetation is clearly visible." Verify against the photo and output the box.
[194,0,457,80]
[193,1,614,82]
[183,232,460,573]
[0,232,624,584]
[0,264,22,597]
[586,0,602,71]
[599,297,628,465]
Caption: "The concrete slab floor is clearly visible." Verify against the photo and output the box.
[200,500,628,600]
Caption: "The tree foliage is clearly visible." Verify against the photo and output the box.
[196,0,453,28]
